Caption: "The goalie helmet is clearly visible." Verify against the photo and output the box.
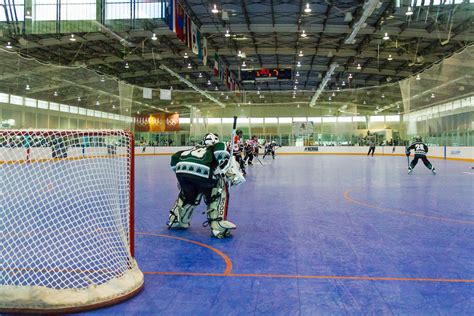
[415,135,422,142]
[203,133,219,146]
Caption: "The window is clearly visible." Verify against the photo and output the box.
[250,117,264,124]
[60,104,70,112]
[25,98,37,108]
[10,95,23,105]
[179,118,191,124]
[385,115,400,122]
[370,116,384,122]
[278,117,292,123]
[322,117,337,123]
[207,118,222,124]
[38,100,49,109]
[308,117,322,123]
[352,116,366,122]
[0,93,9,103]
[0,1,25,22]
[337,117,352,123]
[61,0,96,21]
[264,117,278,124]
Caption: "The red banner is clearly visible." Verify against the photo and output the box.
[165,113,180,131]
[134,113,179,132]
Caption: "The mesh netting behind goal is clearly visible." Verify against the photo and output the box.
[0,130,144,313]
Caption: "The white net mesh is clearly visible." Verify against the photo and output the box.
[0,130,143,313]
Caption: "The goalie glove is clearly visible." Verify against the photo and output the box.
[225,156,246,186]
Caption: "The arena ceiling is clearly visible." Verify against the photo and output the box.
[0,0,473,115]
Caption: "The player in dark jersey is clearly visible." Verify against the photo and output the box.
[406,136,436,175]
[168,133,244,238]
[263,140,280,160]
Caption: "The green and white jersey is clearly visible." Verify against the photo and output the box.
[407,141,429,156]
[170,142,230,180]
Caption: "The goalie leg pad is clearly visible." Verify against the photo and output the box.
[205,178,236,238]
[167,191,202,229]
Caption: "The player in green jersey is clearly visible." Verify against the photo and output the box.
[167,133,244,238]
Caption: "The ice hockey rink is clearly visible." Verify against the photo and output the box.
[1,0,474,314]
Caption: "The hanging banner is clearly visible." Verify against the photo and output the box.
[175,3,186,42]
[191,21,199,54]
[202,37,208,66]
[134,113,180,132]
[149,114,166,132]
[165,113,180,131]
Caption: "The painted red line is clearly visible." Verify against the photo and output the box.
[343,189,474,225]
[142,271,474,283]
[137,232,233,275]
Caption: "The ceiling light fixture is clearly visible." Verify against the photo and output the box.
[207,80,211,85]
[431,93,435,98]
[199,72,203,78]
[53,91,58,97]
[124,62,130,69]
[348,73,353,79]
[301,30,307,38]
[5,42,12,49]
[215,86,219,91]
[342,81,346,87]
[96,100,100,106]
[381,94,385,98]
[296,72,300,77]
[25,84,30,90]
[242,61,247,67]
[226,95,229,100]
[77,97,81,102]
[297,61,301,67]
[387,54,393,61]
[69,34,77,42]
[225,29,231,37]
[151,33,158,41]
[294,85,298,90]
[25,11,32,19]
[406,6,413,16]
[357,63,361,70]
[332,92,336,97]
[187,63,192,69]
[212,4,219,14]
[328,96,332,101]
[100,77,105,82]
[298,50,304,57]
[304,3,311,13]
[184,52,189,59]
[416,74,421,80]
[383,32,390,40]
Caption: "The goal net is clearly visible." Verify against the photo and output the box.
[0,130,144,313]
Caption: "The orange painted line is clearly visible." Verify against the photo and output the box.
[137,232,233,275]
[343,189,474,225]
[142,271,474,283]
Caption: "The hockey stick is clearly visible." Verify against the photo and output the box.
[254,154,264,166]
[229,116,237,157]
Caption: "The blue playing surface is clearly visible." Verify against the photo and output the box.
[6,154,474,315]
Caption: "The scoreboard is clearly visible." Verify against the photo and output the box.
[241,68,292,82]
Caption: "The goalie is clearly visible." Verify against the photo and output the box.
[167,133,245,238]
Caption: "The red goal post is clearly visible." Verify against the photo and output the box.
[0,130,143,313]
